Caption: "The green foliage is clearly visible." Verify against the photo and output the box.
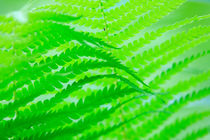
[0,0,209,139]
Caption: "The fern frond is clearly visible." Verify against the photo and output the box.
[149,111,210,140]
[115,14,210,60]
[108,0,186,45]
[55,0,99,8]
[166,70,210,93]
[100,71,210,139]
[149,50,209,88]
[0,45,117,99]
[183,127,209,140]
[133,87,210,139]
[15,97,138,139]
[0,54,146,101]
[0,0,209,139]
[127,25,210,68]
[139,33,210,78]
[28,11,81,22]
[0,72,148,121]
[0,84,136,138]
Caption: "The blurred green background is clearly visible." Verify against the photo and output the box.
[0,0,210,15]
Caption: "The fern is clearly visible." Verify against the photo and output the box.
[0,0,209,139]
